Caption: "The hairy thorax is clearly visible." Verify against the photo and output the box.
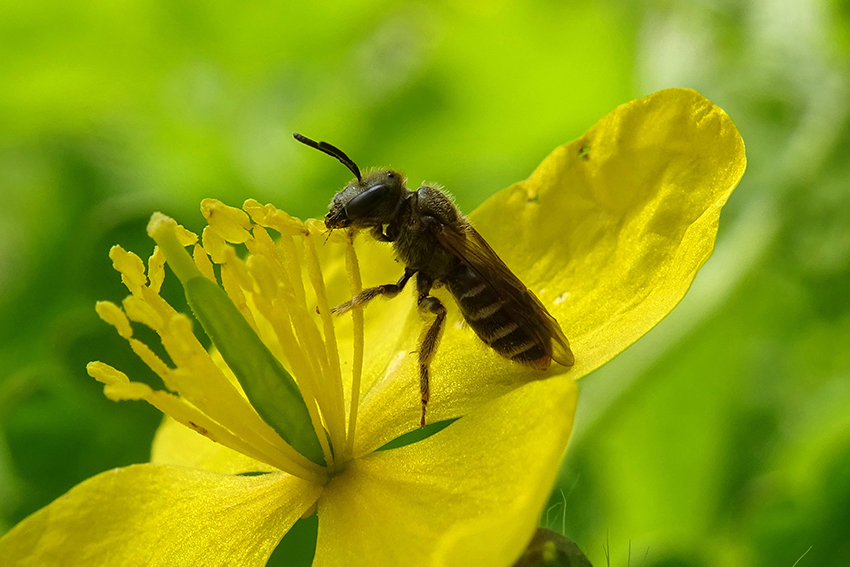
[390,186,466,280]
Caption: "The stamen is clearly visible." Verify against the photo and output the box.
[95,288,326,481]
[147,212,326,466]
[201,225,227,264]
[275,239,335,412]
[235,202,352,468]
[278,236,307,308]
[302,232,347,456]
[200,198,252,243]
[109,245,148,295]
[88,362,326,484]
[343,232,365,459]
[122,295,165,332]
[218,251,261,333]
[147,247,166,293]
[244,227,311,373]
[279,275,329,397]
[126,303,322,472]
[200,203,335,467]
[95,301,132,339]
[243,248,334,466]
[193,244,217,282]
[127,338,172,383]
[98,202,377,478]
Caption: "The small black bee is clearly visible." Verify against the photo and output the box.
[294,133,574,426]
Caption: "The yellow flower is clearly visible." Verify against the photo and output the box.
[0,88,745,567]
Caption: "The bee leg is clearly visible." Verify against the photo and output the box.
[370,225,394,243]
[331,268,416,315]
[416,274,446,427]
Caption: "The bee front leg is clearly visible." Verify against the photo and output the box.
[370,225,394,242]
[416,273,446,428]
[331,268,416,315]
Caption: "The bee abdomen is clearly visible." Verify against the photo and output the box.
[447,264,551,368]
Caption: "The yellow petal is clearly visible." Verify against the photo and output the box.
[353,88,745,453]
[313,377,578,567]
[151,415,277,475]
[0,464,321,567]
[491,88,746,378]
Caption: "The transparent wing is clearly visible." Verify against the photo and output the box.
[434,222,574,367]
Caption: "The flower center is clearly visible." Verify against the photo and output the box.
[87,199,368,482]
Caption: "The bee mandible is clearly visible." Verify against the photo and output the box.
[294,133,574,427]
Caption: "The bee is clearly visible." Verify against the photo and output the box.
[294,133,574,426]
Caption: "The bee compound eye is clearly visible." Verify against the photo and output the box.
[345,184,390,219]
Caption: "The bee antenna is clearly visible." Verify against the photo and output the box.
[293,133,362,182]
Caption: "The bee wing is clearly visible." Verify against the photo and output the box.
[435,223,574,367]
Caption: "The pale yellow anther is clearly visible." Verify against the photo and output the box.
[202,226,228,264]
[148,247,166,293]
[95,301,133,339]
[122,295,165,332]
[193,244,217,282]
[202,199,253,244]
[87,361,127,385]
[174,225,199,247]
[87,361,153,401]
[304,219,324,236]
[246,225,280,263]
[243,199,306,235]
[305,218,347,243]
[241,199,273,226]
[109,246,148,295]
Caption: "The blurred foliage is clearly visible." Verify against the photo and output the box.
[0,0,848,566]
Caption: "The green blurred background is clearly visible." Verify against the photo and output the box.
[1,1,848,565]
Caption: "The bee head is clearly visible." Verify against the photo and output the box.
[293,133,406,230]
[325,169,405,229]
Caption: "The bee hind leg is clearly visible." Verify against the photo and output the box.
[416,274,446,427]
[331,268,416,315]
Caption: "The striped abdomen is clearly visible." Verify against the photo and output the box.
[446,263,552,369]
